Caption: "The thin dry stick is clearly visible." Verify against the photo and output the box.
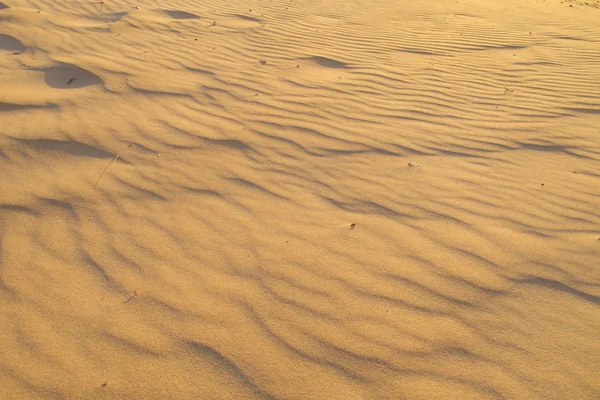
[94,154,119,188]
[124,290,138,304]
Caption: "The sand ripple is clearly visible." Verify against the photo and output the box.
[1,0,599,398]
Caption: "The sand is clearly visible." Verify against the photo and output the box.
[0,0,599,398]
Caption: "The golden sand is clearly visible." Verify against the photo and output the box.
[1,0,599,398]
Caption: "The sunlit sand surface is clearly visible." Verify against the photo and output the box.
[1,0,599,398]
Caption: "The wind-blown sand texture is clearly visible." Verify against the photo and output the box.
[1,0,599,398]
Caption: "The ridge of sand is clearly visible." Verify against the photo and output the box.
[1,0,599,398]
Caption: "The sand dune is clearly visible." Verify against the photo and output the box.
[1,0,599,398]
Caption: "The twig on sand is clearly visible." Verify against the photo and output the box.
[93,154,119,188]
[124,290,138,304]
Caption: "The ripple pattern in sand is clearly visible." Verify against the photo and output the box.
[0,0,599,399]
